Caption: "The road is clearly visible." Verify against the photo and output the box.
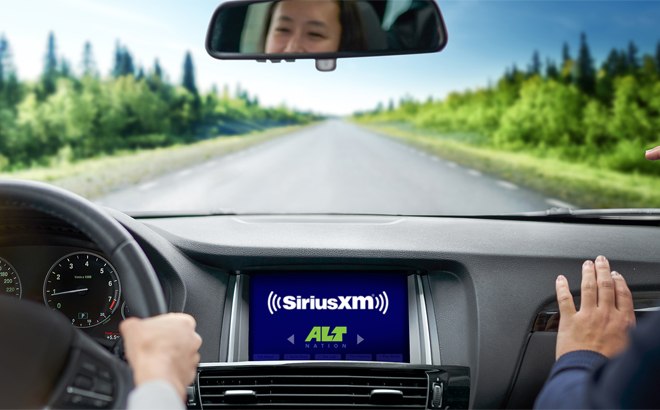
[98,120,570,215]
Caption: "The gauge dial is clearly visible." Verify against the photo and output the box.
[0,257,21,298]
[43,252,121,328]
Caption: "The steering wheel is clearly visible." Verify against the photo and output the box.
[0,179,167,409]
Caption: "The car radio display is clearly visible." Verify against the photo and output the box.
[249,272,409,362]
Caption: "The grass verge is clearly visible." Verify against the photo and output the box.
[0,125,309,199]
[357,122,660,209]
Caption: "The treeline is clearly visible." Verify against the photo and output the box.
[356,34,660,176]
[0,33,319,170]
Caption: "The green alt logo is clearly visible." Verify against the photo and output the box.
[305,326,347,342]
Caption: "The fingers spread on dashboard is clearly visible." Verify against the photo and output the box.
[612,271,635,325]
[580,260,597,309]
[555,275,576,316]
[595,255,615,308]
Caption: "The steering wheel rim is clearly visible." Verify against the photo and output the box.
[0,179,167,408]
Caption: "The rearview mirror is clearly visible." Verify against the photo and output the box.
[206,0,448,71]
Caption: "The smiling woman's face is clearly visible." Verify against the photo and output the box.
[265,0,342,53]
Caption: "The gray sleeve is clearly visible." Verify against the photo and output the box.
[126,380,184,410]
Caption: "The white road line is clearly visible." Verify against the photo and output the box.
[496,180,518,190]
[467,169,482,177]
[176,169,193,178]
[446,162,457,168]
[546,198,575,209]
[431,156,439,162]
[203,161,216,168]
[138,181,158,191]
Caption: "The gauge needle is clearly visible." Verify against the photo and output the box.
[51,288,89,296]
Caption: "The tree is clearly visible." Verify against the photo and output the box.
[112,42,134,77]
[574,32,596,95]
[627,41,639,71]
[560,42,574,83]
[545,59,559,79]
[41,32,58,96]
[528,50,542,76]
[81,41,98,78]
[655,41,660,74]
[182,51,197,94]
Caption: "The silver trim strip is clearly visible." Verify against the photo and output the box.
[416,275,433,365]
[227,274,242,362]
[65,386,112,402]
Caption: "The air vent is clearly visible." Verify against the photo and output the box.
[198,366,429,409]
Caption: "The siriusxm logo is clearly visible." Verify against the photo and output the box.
[267,291,389,315]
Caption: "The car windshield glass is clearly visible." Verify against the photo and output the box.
[0,0,658,216]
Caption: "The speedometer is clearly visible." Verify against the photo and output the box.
[0,257,21,298]
[43,252,121,328]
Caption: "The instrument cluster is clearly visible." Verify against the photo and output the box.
[0,246,131,348]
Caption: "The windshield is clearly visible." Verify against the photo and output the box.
[1,0,658,216]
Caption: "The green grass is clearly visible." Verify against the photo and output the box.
[0,125,309,199]
[357,122,660,209]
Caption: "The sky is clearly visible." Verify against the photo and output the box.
[1,0,659,115]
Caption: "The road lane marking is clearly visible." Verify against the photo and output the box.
[176,169,193,178]
[138,181,158,191]
[467,169,482,177]
[446,162,457,168]
[496,180,518,190]
[546,198,575,209]
[431,157,439,162]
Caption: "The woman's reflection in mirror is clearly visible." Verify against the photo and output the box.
[263,0,366,53]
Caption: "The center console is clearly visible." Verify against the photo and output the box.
[189,268,470,409]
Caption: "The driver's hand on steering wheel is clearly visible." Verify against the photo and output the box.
[555,255,636,360]
[120,313,203,401]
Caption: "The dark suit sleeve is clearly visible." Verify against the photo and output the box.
[535,313,660,409]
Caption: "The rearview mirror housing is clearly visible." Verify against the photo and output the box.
[205,0,448,70]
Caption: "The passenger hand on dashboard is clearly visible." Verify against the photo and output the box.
[646,146,660,161]
[554,255,635,360]
[120,313,203,401]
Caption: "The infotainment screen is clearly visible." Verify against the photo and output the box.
[249,272,409,362]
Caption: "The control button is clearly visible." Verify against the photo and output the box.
[74,375,94,390]
[95,380,114,396]
[431,382,444,408]
[99,369,112,381]
[92,399,109,408]
[69,395,83,405]
[186,386,197,405]
[81,361,98,374]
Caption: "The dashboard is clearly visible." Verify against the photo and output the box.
[3,208,660,409]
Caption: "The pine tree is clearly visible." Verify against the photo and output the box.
[136,66,145,81]
[112,41,123,77]
[41,31,58,95]
[0,35,7,91]
[119,47,135,77]
[574,32,596,95]
[81,41,97,77]
[182,51,197,94]
[655,41,660,74]
[545,59,559,79]
[528,50,541,76]
[561,42,571,66]
[153,59,163,79]
[627,41,639,71]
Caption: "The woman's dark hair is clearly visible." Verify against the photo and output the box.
[262,0,366,52]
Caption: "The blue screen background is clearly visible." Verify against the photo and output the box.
[249,272,410,362]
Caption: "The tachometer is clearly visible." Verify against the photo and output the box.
[0,257,21,298]
[43,252,121,328]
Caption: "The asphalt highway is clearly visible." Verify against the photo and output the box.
[98,120,570,215]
